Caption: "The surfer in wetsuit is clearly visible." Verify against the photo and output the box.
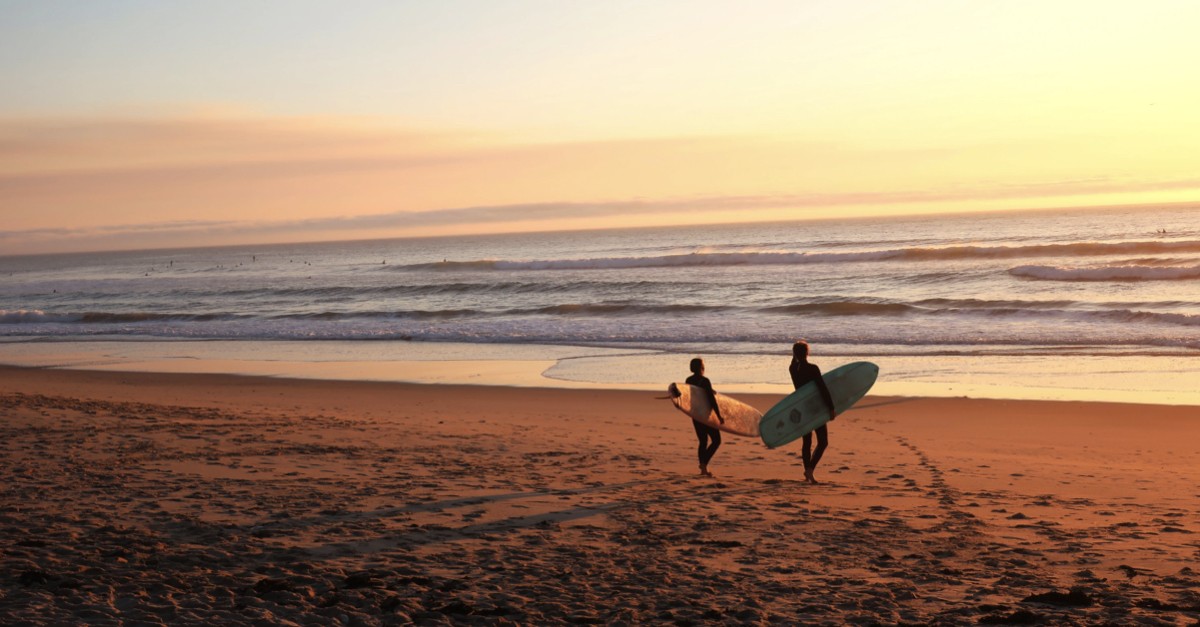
[686,357,725,477]
[790,341,837,484]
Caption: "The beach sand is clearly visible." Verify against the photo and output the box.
[2,365,1199,625]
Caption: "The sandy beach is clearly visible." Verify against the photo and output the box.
[2,365,1199,625]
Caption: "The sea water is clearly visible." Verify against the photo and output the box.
[2,204,1198,403]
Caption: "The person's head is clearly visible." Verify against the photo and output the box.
[792,340,810,360]
[689,357,705,375]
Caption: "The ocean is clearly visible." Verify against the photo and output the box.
[2,204,1199,403]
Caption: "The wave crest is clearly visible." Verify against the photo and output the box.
[0,310,241,324]
[0,309,53,323]
[1010,264,1200,282]
[398,240,1200,271]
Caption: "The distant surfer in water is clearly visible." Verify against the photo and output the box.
[686,357,725,477]
[790,341,837,484]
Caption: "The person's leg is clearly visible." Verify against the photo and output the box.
[805,426,829,483]
[810,425,829,468]
[702,428,721,467]
[692,420,711,474]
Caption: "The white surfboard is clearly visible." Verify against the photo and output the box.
[667,382,763,437]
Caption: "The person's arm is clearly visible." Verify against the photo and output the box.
[702,379,725,424]
[815,372,837,419]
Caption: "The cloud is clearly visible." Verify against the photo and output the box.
[0,113,473,173]
[289,178,1200,230]
[0,113,761,232]
[6,179,1200,255]
[4,112,1200,254]
[1,219,240,240]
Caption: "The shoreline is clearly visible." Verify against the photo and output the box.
[3,338,1200,406]
[3,364,1199,624]
[2,362,1196,414]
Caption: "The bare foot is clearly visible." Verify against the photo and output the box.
[804,467,818,484]
[700,465,714,477]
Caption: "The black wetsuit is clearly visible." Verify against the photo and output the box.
[789,359,835,471]
[686,373,722,467]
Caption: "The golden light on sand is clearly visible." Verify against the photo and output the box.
[4,366,1200,623]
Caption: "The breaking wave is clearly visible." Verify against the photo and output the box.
[0,310,243,323]
[400,240,1200,271]
[1010,264,1200,282]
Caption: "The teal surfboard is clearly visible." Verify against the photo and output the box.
[759,361,879,449]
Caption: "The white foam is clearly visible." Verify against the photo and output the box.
[410,240,1200,271]
[0,309,56,323]
[1010,264,1200,282]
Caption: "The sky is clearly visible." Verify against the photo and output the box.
[2,0,1199,254]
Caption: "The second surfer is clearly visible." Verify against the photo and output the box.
[790,341,837,484]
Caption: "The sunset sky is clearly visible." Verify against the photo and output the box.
[2,0,1199,254]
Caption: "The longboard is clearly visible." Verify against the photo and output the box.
[667,382,763,437]
[759,361,879,449]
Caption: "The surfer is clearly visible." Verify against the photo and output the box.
[686,357,725,477]
[790,341,837,484]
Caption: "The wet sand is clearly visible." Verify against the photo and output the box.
[2,366,1199,625]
